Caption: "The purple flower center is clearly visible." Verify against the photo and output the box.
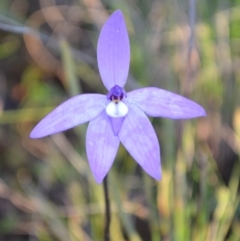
[107,85,127,103]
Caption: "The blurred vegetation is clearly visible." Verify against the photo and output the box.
[0,0,239,241]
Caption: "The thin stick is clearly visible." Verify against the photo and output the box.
[188,0,196,56]
[185,0,196,96]
[103,175,111,241]
[0,15,96,65]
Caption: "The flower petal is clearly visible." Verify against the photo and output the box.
[30,94,107,138]
[127,87,206,119]
[119,104,161,180]
[97,10,130,90]
[86,111,120,183]
[110,117,125,135]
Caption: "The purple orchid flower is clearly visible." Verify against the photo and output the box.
[30,10,206,183]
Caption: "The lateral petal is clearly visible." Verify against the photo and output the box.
[127,87,206,119]
[97,10,130,90]
[86,111,120,183]
[119,104,161,180]
[30,94,107,138]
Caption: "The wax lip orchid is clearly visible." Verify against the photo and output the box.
[30,10,206,183]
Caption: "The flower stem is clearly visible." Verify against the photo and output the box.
[103,175,111,241]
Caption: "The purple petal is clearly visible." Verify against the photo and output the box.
[86,111,120,183]
[110,117,125,135]
[127,87,206,119]
[30,94,107,138]
[97,10,130,90]
[119,104,161,180]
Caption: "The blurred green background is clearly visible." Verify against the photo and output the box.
[0,0,239,240]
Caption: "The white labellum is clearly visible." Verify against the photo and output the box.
[106,101,128,118]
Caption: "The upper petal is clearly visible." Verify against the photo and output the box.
[30,94,107,138]
[119,104,161,180]
[127,87,206,119]
[86,111,120,183]
[97,10,130,90]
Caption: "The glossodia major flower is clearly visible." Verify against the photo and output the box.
[30,10,206,183]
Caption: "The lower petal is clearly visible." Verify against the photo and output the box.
[86,111,120,183]
[110,117,125,135]
[119,104,161,180]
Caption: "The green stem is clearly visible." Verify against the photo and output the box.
[103,175,111,241]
